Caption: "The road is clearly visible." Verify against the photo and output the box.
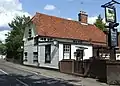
[0,60,74,86]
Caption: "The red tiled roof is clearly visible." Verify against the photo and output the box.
[32,12,106,45]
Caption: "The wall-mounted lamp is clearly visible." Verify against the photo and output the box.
[53,40,58,46]
[21,46,23,49]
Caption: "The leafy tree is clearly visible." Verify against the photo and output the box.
[0,41,6,55]
[0,40,2,44]
[94,15,106,31]
[5,15,31,63]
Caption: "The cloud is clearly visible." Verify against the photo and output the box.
[0,30,10,43]
[0,0,31,42]
[44,4,56,11]
[88,16,106,24]
[0,0,31,28]
[67,18,72,20]
[88,16,97,24]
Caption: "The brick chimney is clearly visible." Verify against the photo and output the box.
[78,11,88,24]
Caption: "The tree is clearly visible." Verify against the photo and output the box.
[94,15,106,31]
[0,41,6,55]
[0,40,2,44]
[5,15,31,62]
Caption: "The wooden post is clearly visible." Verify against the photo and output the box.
[110,48,116,61]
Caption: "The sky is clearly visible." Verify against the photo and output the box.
[0,0,120,42]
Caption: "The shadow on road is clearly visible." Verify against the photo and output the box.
[0,74,74,86]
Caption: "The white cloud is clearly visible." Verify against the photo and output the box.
[0,30,10,43]
[88,16,106,24]
[0,0,31,42]
[67,18,72,20]
[44,4,56,11]
[88,16,97,24]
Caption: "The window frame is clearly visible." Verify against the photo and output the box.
[63,44,71,59]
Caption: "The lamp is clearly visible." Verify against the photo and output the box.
[53,40,58,46]
[21,46,23,49]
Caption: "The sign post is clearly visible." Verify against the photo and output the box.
[101,0,120,61]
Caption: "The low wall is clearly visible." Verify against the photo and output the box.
[59,59,74,74]
[106,61,120,85]
[59,59,120,85]
[88,59,106,80]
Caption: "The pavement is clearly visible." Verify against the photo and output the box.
[0,59,113,86]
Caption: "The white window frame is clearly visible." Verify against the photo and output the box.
[63,44,71,59]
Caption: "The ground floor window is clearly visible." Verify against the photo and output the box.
[63,44,71,59]
[33,52,38,63]
[45,45,51,63]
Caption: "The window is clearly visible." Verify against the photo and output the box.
[76,49,84,61]
[28,29,32,38]
[24,52,27,61]
[34,37,38,45]
[63,44,71,59]
[45,45,51,63]
[43,38,46,41]
[40,37,53,42]
[40,38,44,41]
[33,52,38,63]
[73,40,81,43]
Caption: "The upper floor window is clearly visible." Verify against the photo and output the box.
[34,37,38,45]
[28,29,32,38]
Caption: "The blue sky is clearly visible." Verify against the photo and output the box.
[20,0,120,22]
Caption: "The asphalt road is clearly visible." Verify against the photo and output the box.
[0,60,74,86]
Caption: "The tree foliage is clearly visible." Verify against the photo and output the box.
[0,41,6,55]
[94,15,106,31]
[5,15,31,61]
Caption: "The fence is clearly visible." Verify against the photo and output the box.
[59,58,120,85]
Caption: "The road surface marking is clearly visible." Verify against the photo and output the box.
[16,79,29,86]
[0,69,8,75]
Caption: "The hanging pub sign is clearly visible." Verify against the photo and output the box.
[108,28,118,47]
[105,6,116,23]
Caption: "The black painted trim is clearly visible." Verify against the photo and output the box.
[38,35,106,44]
